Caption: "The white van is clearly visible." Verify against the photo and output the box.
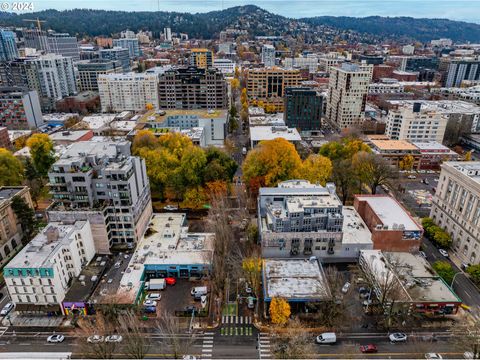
[191,286,208,298]
[316,332,336,344]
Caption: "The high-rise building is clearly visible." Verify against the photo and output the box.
[47,33,80,61]
[47,141,152,252]
[0,29,18,62]
[0,87,43,129]
[284,87,323,134]
[326,62,372,129]
[77,59,123,92]
[0,58,30,88]
[163,27,172,41]
[443,58,480,87]
[261,44,275,67]
[385,102,448,143]
[189,48,213,69]
[247,67,302,112]
[112,38,140,59]
[283,54,318,73]
[98,72,159,112]
[99,47,130,72]
[158,66,228,109]
[23,29,48,52]
[430,162,480,264]
[4,220,96,314]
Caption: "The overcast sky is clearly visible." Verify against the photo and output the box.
[30,0,480,23]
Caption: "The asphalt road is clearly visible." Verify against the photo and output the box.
[422,237,480,309]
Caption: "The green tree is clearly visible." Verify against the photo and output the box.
[432,260,455,284]
[27,134,56,176]
[179,146,207,187]
[205,147,238,182]
[23,157,43,207]
[433,228,452,248]
[11,195,36,243]
[467,265,480,285]
[0,148,24,186]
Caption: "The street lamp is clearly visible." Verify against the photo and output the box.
[450,271,462,287]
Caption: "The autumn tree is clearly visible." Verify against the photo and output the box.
[331,159,356,204]
[465,150,473,161]
[299,154,332,185]
[269,297,291,325]
[145,102,154,111]
[240,88,248,105]
[230,78,240,92]
[242,138,302,188]
[319,137,371,162]
[242,256,262,298]
[399,154,415,171]
[132,130,159,153]
[27,134,56,176]
[0,148,24,186]
[353,151,397,194]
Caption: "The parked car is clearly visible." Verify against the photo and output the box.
[107,278,113,284]
[247,297,255,309]
[439,249,449,257]
[425,353,443,359]
[146,293,161,300]
[114,261,122,268]
[164,205,178,211]
[185,305,197,313]
[360,344,378,353]
[464,351,474,359]
[47,334,65,343]
[419,251,427,258]
[143,300,157,307]
[105,335,123,343]
[245,283,252,294]
[316,332,337,344]
[389,333,407,343]
[87,335,104,343]
[165,277,177,286]
[0,302,14,316]
[341,282,351,294]
[408,175,417,179]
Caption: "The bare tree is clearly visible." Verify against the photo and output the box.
[157,311,195,359]
[119,310,151,359]
[453,316,480,359]
[353,151,398,195]
[76,312,118,359]
[272,318,315,359]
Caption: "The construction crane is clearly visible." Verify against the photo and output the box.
[23,18,46,31]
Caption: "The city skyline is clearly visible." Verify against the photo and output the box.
[25,0,480,23]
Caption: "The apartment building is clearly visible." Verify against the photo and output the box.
[47,141,152,253]
[99,47,130,72]
[442,58,480,87]
[3,221,95,314]
[385,102,448,143]
[0,187,34,267]
[47,33,80,61]
[213,58,235,74]
[283,54,318,73]
[98,72,159,112]
[318,53,347,72]
[189,48,213,69]
[430,162,480,265]
[0,29,18,62]
[77,59,123,92]
[23,29,48,52]
[246,67,302,112]
[326,62,372,129]
[258,180,372,261]
[284,87,323,134]
[112,38,140,58]
[0,87,43,129]
[261,44,276,67]
[158,66,228,110]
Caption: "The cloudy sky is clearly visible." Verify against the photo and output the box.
[30,0,480,23]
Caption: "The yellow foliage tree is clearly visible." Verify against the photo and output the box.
[465,150,472,161]
[240,88,248,104]
[269,297,291,326]
[0,148,24,186]
[26,133,55,176]
[181,186,208,209]
[234,67,240,79]
[242,138,302,187]
[145,103,154,111]
[399,154,415,171]
[242,257,262,295]
[132,129,158,154]
[230,78,240,91]
[300,154,333,185]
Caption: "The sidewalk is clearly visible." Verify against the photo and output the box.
[1,312,70,328]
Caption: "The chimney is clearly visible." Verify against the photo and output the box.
[46,226,59,243]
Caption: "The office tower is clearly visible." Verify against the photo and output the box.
[158,66,228,109]
[0,87,43,129]
[430,162,480,264]
[246,68,302,112]
[189,49,213,69]
[283,54,318,73]
[284,87,323,133]
[326,63,372,129]
[163,27,172,41]
[47,141,152,252]
[112,38,140,58]
[443,58,480,87]
[98,72,160,112]
[261,44,275,67]
[77,59,123,92]
[99,47,130,72]
[47,33,80,61]
[0,29,18,62]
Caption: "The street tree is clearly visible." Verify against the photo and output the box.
[352,151,397,194]
[399,154,415,171]
[300,154,333,185]
[272,318,315,359]
[23,157,43,207]
[269,297,291,325]
[119,311,151,359]
[26,133,56,176]
[157,312,194,359]
[432,261,455,284]
[331,159,356,204]
[11,195,36,243]
[0,148,24,185]
[466,265,480,285]
[242,255,262,298]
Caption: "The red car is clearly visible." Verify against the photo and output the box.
[360,344,378,353]
[165,277,176,286]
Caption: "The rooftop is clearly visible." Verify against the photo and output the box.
[370,139,419,151]
[444,161,480,184]
[79,114,115,130]
[355,195,421,232]
[388,100,480,114]
[139,109,227,123]
[263,259,331,301]
[250,126,301,143]
[50,130,92,142]
[342,206,373,245]
[0,187,25,202]
[63,258,108,303]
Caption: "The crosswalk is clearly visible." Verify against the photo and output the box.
[220,315,254,337]
[221,315,252,324]
[200,331,215,359]
[0,327,8,336]
[258,332,272,359]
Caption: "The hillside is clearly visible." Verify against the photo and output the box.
[0,5,479,42]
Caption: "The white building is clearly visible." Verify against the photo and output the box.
[213,58,235,74]
[385,103,448,143]
[283,54,318,73]
[98,72,160,112]
[430,162,480,265]
[261,44,275,67]
[3,221,95,314]
[249,125,301,148]
[326,62,372,129]
[402,44,415,55]
[318,52,347,72]
[163,27,172,41]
